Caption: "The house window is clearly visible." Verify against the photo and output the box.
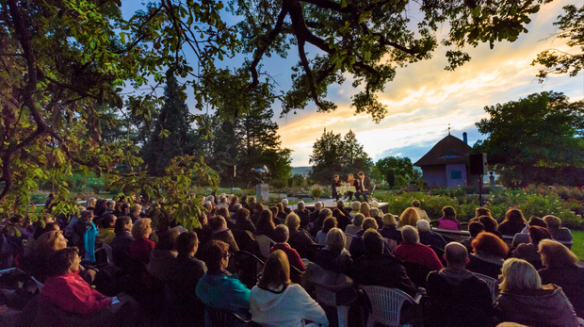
[451,171,462,179]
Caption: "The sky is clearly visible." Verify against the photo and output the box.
[123,0,584,167]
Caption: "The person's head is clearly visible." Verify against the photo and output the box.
[363,229,384,255]
[528,226,551,246]
[107,200,116,209]
[231,196,239,204]
[236,208,250,223]
[206,240,230,274]
[370,208,380,218]
[10,214,23,225]
[337,200,345,209]
[257,210,275,229]
[203,201,213,212]
[33,222,60,240]
[500,258,541,292]
[35,230,68,253]
[444,242,468,268]
[296,201,305,211]
[209,216,227,231]
[320,208,333,219]
[334,174,339,181]
[382,213,397,227]
[527,216,547,228]
[232,203,242,212]
[370,201,379,208]
[351,201,361,212]
[417,219,431,232]
[271,206,280,217]
[362,217,379,231]
[249,197,257,205]
[241,195,248,204]
[359,202,370,216]
[114,216,132,233]
[468,221,485,238]
[258,250,291,290]
[100,214,117,229]
[217,207,230,219]
[281,198,289,207]
[358,171,364,177]
[85,198,96,209]
[155,228,180,251]
[399,207,420,227]
[177,231,199,257]
[80,210,94,223]
[132,218,152,239]
[539,239,578,268]
[353,213,365,227]
[474,207,492,219]
[48,247,81,276]
[504,209,526,224]
[120,203,130,215]
[314,202,322,212]
[131,204,142,215]
[543,215,562,230]
[253,203,264,214]
[401,225,420,244]
[285,213,301,231]
[478,215,498,232]
[442,206,457,220]
[411,200,421,208]
[322,217,338,233]
[471,232,509,258]
[325,228,346,252]
[273,224,289,243]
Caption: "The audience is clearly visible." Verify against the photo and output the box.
[270,224,305,271]
[293,201,310,228]
[512,216,546,248]
[345,213,364,237]
[494,258,580,327]
[316,217,337,245]
[359,202,370,217]
[129,205,142,223]
[510,226,551,269]
[543,215,573,246]
[350,201,361,218]
[478,215,503,239]
[394,226,443,271]
[255,209,276,240]
[467,232,509,279]
[399,207,420,227]
[251,203,263,225]
[313,228,353,275]
[311,208,332,237]
[309,202,322,223]
[281,199,292,215]
[112,216,133,270]
[353,229,418,296]
[460,221,485,253]
[175,231,207,294]
[97,214,116,245]
[437,206,461,230]
[234,207,256,234]
[147,228,180,281]
[411,200,430,222]
[129,218,155,265]
[349,218,390,259]
[378,213,403,249]
[417,220,447,250]
[538,239,584,318]
[251,250,328,327]
[498,209,527,236]
[286,213,315,259]
[209,215,240,253]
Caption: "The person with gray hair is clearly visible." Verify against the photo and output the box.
[425,242,493,325]
[395,226,443,271]
[270,224,305,271]
[103,200,115,217]
[281,199,292,215]
[293,201,310,228]
[309,201,322,223]
[350,201,361,218]
[313,228,353,274]
[417,220,447,250]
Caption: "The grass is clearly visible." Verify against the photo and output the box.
[572,230,584,260]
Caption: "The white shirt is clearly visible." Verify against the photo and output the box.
[361,178,367,191]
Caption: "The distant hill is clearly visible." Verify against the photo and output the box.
[291,166,312,176]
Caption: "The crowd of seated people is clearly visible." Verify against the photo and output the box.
[1,194,583,327]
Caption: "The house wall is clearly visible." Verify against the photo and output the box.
[422,165,447,188]
[446,164,467,188]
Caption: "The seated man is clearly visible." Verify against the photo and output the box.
[353,229,418,297]
[425,242,493,327]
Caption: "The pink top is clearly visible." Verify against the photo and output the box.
[42,270,111,314]
[438,218,461,231]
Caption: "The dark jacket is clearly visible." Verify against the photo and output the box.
[111,231,133,270]
[353,254,418,297]
[234,218,256,234]
[379,226,403,245]
[359,176,372,192]
[313,248,353,275]
[349,229,391,260]
[288,229,315,259]
[294,209,311,229]
[211,230,240,253]
[332,180,342,195]
[333,209,352,232]
[175,255,207,295]
[466,254,503,279]
[419,231,447,250]
[309,210,320,223]
[128,213,140,223]
[511,243,543,269]
[497,221,525,236]
[539,264,584,318]
[494,285,580,327]
[426,268,492,313]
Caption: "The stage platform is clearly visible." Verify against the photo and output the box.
[300,198,389,214]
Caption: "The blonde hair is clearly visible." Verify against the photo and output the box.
[382,213,397,226]
[539,239,578,268]
[35,230,64,253]
[325,228,346,252]
[399,207,420,227]
[362,217,378,231]
[359,202,370,216]
[500,258,541,292]
[543,215,562,229]
[85,198,96,208]
[132,218,152,238]
[285,213,300,231]
[351,201,361,212]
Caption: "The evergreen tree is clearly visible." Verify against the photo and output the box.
[142,73,196,176]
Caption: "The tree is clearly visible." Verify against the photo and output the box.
[375,157,415,181]
[474,91,584,187]
[386,169,395,188]
[532,4,584,82]
[142,73,196,176]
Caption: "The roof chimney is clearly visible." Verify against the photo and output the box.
[463,132,468,145]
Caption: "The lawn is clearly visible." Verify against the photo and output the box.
[572,230,583,260]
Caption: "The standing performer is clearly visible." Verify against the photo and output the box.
[332,174,342,201]
[358,171,371,203]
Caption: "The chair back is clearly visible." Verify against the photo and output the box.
[472,272,499,302]
[314,284,338,307]
[360,285,420,327]
[254,235,274,259]
[233,251,264,289]
[402,261,432,287]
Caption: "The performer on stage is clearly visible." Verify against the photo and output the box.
[331,174,342,201]
[346,174,359,202]
[358,171,371,203]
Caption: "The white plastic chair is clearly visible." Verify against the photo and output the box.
[314,285,350,327]
[360,285,421,327]
[472,272,499,301]
[254,234,274,259]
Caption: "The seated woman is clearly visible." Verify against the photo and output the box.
[175,231,207,294]
[209,216,239,253]
[394,226,443,271]
[251,250,328,327]
[345,213,364,237]
[195,240,251,318]
[316,217,337,246]
[129,218,154,265]
[512,216,547,248]
[349,218,390,259]
[255,210,276,240]
[147,228,180,281]
[417,220,447,250]
[467,232,508,279]
[378,213,403,249]
[437,206,461,231]
[313,228,353,275]
[286,213,315,259]
[498,209,527,236]
[293,201,310,229]
[543,215,573,247]
[399,207,420,227]
[41,247,112,314]
[111,216,133,270]
[369,208,383,230]
[349,201,361,218]
[24,230,69,283]
[511,226,551,269]
[359,202,371,218]
[233,208,256,234]
[494,258,580,327]
[538,240,584,318]
[478,216,503,239]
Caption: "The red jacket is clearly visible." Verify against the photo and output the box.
[41,270,111,314]
[270,243,305,271]
[394,242,444,271]
[129,236,155,264]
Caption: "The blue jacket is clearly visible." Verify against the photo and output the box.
[195,273,250,316]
